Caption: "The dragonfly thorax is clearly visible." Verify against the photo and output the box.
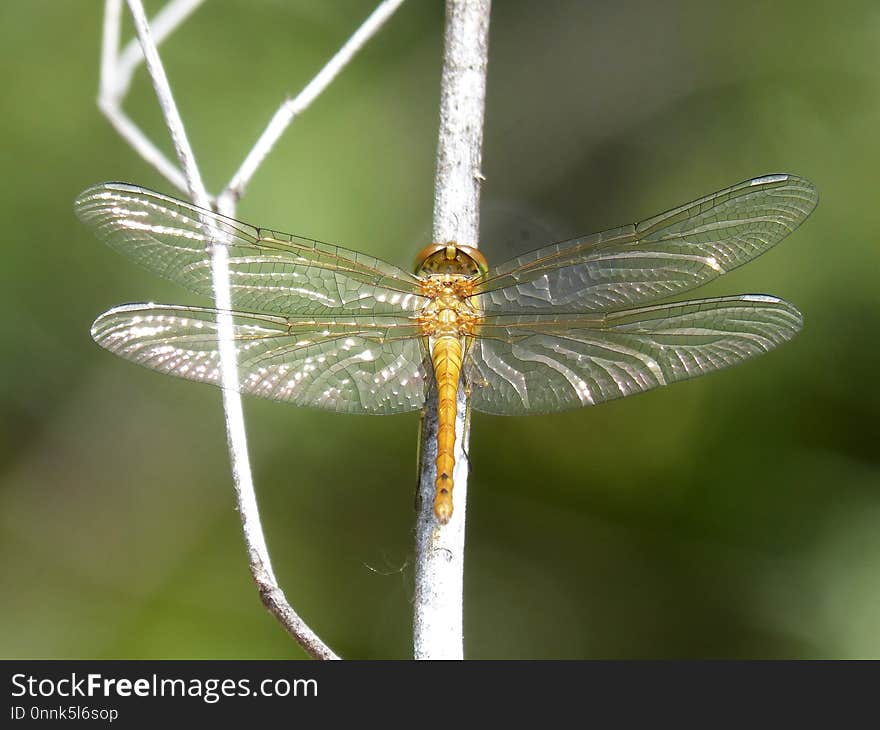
[416,275,481,338]
[414,243,486,338]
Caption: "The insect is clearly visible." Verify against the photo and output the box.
[77,174,817,523]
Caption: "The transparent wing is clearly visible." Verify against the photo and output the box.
[76,183,428,316]
[91,304,429,414]
[473,174,817,313]
[466,295,802,415]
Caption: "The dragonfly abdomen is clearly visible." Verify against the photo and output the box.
[431,334,463,524]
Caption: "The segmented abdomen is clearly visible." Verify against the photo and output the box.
[431,335,463,523]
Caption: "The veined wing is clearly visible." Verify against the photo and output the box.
[472,174,817,313]
[91,304,429,414]
[466,295,801,415]
[76,183,428,316]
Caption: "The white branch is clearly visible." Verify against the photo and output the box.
[113,0,205,101]
[100,0,122,101]
[98,98,190,193]
[125,0,207,202]
[217,0,405,210]
[99,0,190,194]
[114,0,337,659]
[99,0,419,660]
[413,0,491,660]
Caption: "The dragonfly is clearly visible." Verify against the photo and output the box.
[77,173,817,523]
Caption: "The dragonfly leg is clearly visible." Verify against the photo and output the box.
[414,409,425,513]
[461,384,473,469]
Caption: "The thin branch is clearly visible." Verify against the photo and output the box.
[99,0,190,193]
[125,0,207,202]
[113,0,205,101]
[119,0,337,660]
[99,0,122,101]
[413,0,491,660]
[98,98,190,192]
[217,0,406,210]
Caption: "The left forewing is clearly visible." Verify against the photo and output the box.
[76,183,427,316]
[467,295,802,415]
[92,304,429,414]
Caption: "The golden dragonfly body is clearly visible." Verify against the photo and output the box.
[77,174,817,523]
[413,243,487,521]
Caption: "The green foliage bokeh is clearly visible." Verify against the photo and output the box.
[1,0,878,658]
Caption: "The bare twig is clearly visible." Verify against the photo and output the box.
[98,97,189,192]
[413,0,491,660]
[99,0,190,193]
[125,0,207,203]
[99,0,122,101]
[113,0,340,659]
[99,0,418,660]
[113,0,205,100]
[217,0,406,210]
[100,0,405,205]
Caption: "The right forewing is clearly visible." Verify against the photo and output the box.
[473,175,817,314]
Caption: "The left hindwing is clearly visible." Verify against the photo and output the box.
[92,304,430,414]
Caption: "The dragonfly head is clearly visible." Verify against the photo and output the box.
[414,243,489,279]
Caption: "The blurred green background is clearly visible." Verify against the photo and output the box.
[1,0,877,659]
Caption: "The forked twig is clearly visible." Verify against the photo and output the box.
[97,0,407,659]
[99,0,189,192]
[113,0,206,100]
[99,0,481,660]
[413,0,491,660]
[123,0,337,660]
[217,0,407,210]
